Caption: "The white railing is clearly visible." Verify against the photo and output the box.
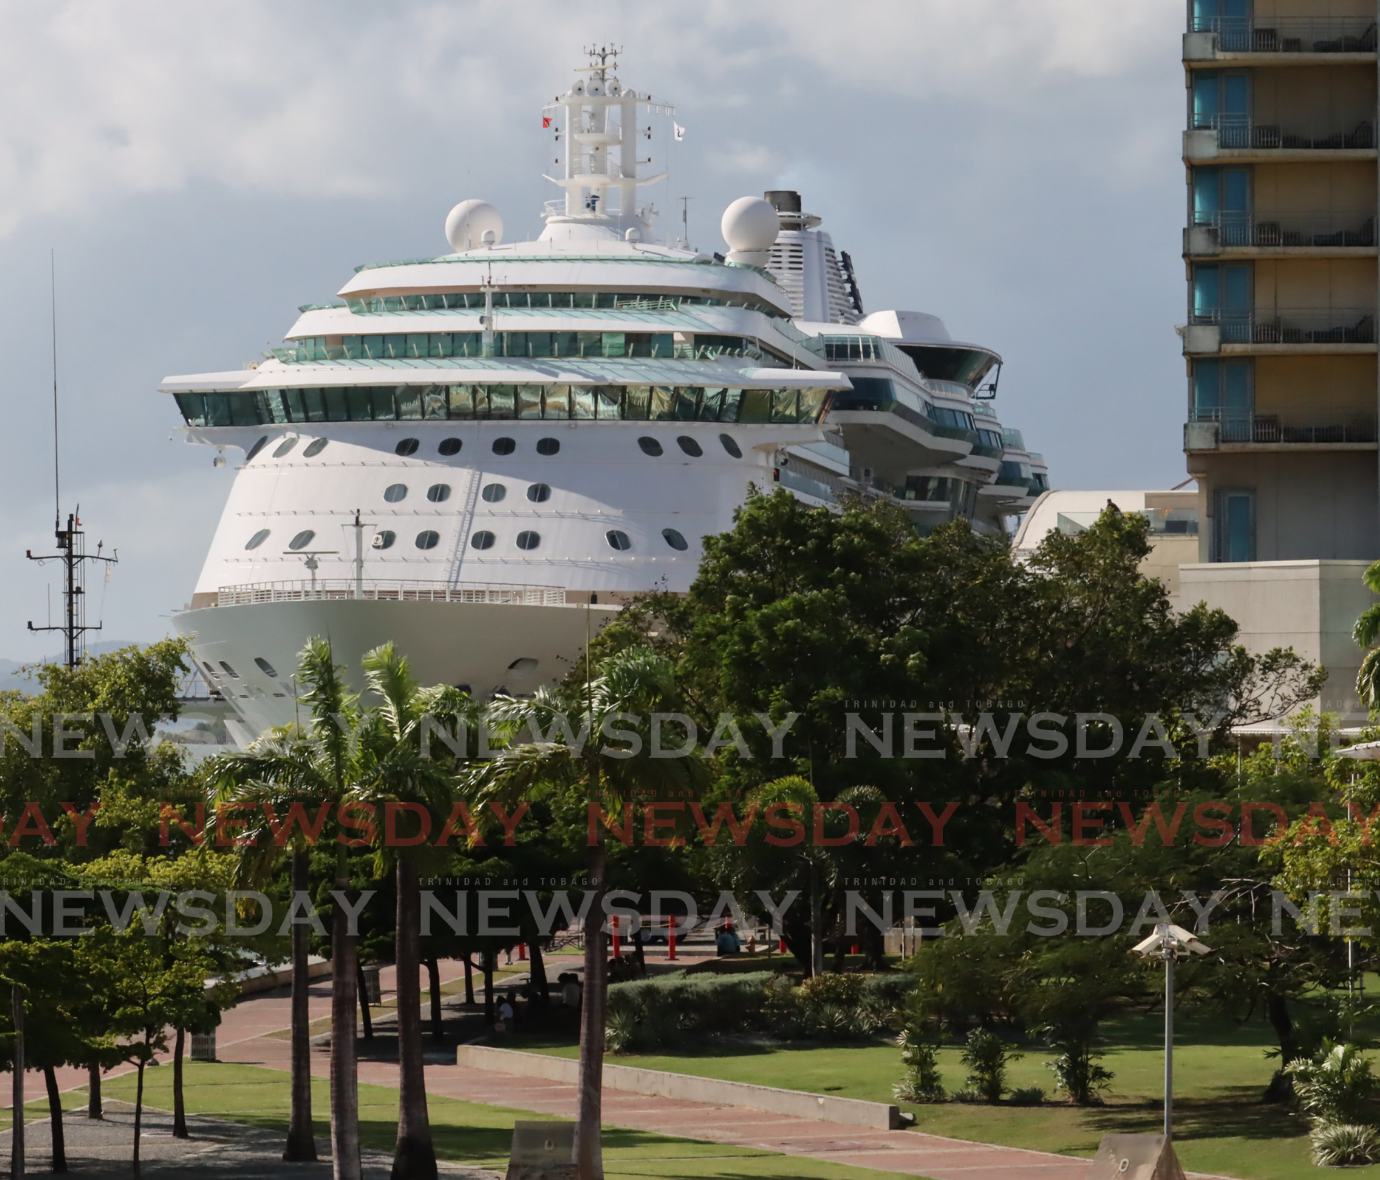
[216,580,567,607]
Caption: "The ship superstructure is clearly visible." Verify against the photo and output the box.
[166,54,1047,735]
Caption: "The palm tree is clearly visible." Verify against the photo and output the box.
[1355,560,1380,708]
[472,647,703,1180]
[349,642,474,1180]
[208,640,364,1180]
[205,726,332,1164]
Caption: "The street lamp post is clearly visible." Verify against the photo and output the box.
[1131,923,1212,1142]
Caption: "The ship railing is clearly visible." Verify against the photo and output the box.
[1191,16,1377,54]
[216,581,568,607]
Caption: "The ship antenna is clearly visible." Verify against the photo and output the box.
[50,249,59,534]
[26,255,118,668]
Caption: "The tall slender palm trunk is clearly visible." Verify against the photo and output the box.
[285,849,317,1161]
[391,855,436,1180]
[574,839,608,1180]
[330,860,362,1180]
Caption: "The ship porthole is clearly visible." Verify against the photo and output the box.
[516,530,541,551]
[384,483,408,503]
[303,438,329,457]
[438,438,462,456]
[273,437,299,459]
[606,530,632,551]
[372,530,396,550]
[537,437,561,455]
[526,483,551,503]
[719,434,742,458]
[395,437,420,456]
[244,529,271,551]
[427,483,452,503]
[471,531,495,550]
[245,436,269,462]
[638,436,663,456]
[254,657,279,678]
[492,437,516,455]
[481,483,507,503]
[415,530,440,550]
[676,436,703,457]
[662,528,689,551]
[288,530,315,550]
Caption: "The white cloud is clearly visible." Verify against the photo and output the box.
[0,0,1181,236]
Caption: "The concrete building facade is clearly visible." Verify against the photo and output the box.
[1179,0,1380,711]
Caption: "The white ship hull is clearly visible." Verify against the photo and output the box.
[173,595,620,735]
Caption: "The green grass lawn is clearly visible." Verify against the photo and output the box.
[503,1006,1380,1180]
[81,1062,934,1180]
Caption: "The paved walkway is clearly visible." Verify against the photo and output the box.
[7,952,1237,1180]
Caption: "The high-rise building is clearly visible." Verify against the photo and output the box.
[1180,0,1380,709]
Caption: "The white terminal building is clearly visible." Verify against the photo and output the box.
[165,55,1049,736]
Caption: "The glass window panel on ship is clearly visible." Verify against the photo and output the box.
[283,331,785,364]
[173,384,831,426]
[341,290,785,317]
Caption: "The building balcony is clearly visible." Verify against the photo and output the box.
[1185,16,1377,63]
[1183,308,1376,355]
[1185,406,1377,451]
[1185,118,1376,162]
[1185,211,1376,257]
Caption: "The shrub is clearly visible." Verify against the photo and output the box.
[960,1027,1022,1104]
[1008,1087,1045,1106]
[603,970,914,1053]
[1042,1035,1113,1105]
[950,1088,983,1103]
[893,1025,945,1103]
[1310,1122,1380,1167]
[1287,1042,1379,1126]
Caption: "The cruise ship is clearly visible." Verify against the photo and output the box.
[167,55,1048,736]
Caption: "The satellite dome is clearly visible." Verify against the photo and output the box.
[721,197,780,252]
[445,200,503,252]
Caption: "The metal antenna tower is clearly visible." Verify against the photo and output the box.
[25,254,117,668]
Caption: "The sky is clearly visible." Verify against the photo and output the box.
[0,0,1188,660]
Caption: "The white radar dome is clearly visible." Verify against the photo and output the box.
[720,196,779,265]
[445,200,503,252]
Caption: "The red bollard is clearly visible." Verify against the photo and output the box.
[850,942,859,955]
[668,913,678,961]
[518,942,527,961]
[612,914,621,958]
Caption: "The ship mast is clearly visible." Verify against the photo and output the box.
[542,46,672,233]
[26,255,117,669]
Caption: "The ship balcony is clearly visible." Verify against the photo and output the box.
[1185,16,1377,64]
[1184,117,1376,162]
[1185,211,1376,258]
[1182,307,1376,355]
[774,464,839,506]
[1185,406,1378,451]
